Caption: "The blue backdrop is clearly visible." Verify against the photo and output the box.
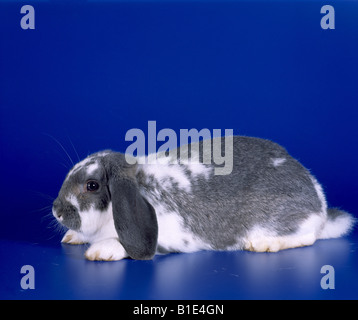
[0,0,357,299]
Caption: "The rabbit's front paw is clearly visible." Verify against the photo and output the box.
[85,238,127,261]
[61,230,88,245]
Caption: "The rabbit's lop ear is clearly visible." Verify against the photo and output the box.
[110,178,158,260]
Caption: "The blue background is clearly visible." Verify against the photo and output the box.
[0,0,357,300]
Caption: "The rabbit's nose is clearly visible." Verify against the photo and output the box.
[52,198,63,220]
[52,208,63,222]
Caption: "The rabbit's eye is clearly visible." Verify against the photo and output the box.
[86,180,99,192]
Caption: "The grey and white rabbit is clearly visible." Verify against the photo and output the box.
[52,136,355,261]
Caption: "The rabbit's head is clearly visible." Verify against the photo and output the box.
[52,151,158,260]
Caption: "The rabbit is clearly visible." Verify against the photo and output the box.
[52,136,355,261]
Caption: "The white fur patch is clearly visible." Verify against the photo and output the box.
[69,200,118,243]
[310,176,327,214]
[64,199,127,261]
[66,194,80,209]
[61,197,127,261]
[180,159,212,180]
[66,152,110,181]
[140,163,212,192]
[271,158,286,167]
[318,213,354,239]
[61,229,88,245]
[154,204,211,253]
[137,152,212,253]
[86,162,99,175]
[94,151,111,157]
[85,238,127,261]
[243,214,325,252]
[66,158,89,180]
[144,163,192,192]
[139,154,212,193]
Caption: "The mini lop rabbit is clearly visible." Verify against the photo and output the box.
[52,136,355,261]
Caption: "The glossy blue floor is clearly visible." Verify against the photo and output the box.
[1,232,358,299]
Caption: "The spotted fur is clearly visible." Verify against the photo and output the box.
[52,136,355,261]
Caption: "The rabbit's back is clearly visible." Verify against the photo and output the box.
[137,136,325,252]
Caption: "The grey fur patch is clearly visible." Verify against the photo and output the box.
[137,136,323,250]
